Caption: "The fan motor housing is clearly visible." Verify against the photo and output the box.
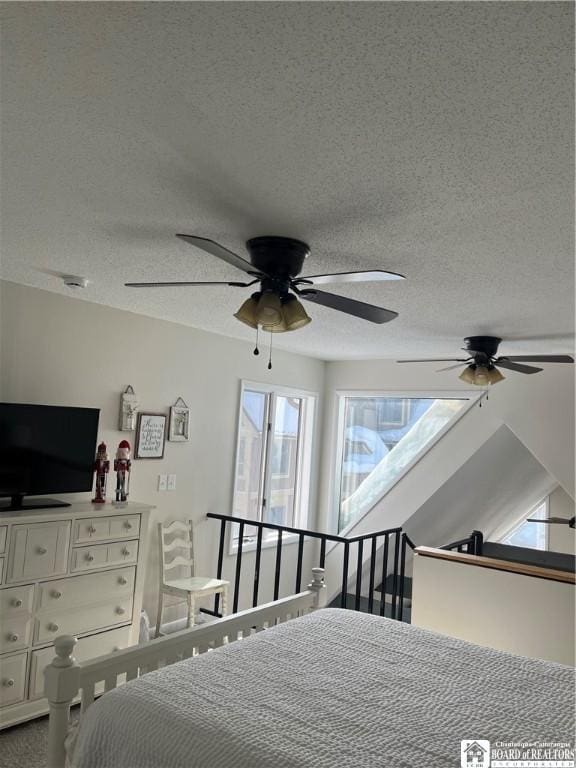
[464,336,502,359]
[246,236,310,279]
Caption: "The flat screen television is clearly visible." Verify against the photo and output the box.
[0,403,100,511]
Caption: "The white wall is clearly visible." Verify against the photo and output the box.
[412,551,575,665]
[0,280,325,620]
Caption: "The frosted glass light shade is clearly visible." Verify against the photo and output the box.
[487,366,505,384]
[282,296,312,331]
[256,292,283,326]
[473,366,490,386]
[458,366,477,384]
[233,295,260,328]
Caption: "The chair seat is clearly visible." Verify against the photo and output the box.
[163,576,229,594]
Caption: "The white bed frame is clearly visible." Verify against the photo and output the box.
[44,567,326,768]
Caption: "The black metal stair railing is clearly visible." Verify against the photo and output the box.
[205,513,415,623]
[441,529,483,555]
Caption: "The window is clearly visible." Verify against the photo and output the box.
[335,394,474,532]
[232,383,315,545]
[500,498,548,550]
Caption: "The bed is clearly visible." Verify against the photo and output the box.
[45,569,575,768]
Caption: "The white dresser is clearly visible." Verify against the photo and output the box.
[0,501,151,728]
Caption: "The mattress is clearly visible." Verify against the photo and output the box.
[71,608,575,768]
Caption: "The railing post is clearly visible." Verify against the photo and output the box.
[390,532,400,620]
[367,536,377,614]
[472,529,483,556]
[354,539,364,611]
[214,518,226,615]
[233,521,245,614]
[341,541,350,608]
[252,526,263,607]
[308,567,326,610]
[45,635,80,768]
[398,533,407,622]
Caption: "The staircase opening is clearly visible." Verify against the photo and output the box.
[335,394,475,532]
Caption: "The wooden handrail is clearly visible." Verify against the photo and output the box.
[414,546,576,585]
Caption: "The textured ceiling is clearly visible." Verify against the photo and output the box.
[0,2,574,360]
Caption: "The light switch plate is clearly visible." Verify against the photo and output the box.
[167,474,177,491]
[158,474,167,491]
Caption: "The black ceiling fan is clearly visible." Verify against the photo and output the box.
[526,516,575,529]
[397,336,574,386]
[126,235,404,327]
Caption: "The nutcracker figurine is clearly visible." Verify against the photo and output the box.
[92,442,110,504]
[114,440,131,504]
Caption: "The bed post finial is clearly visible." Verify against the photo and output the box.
[45,636,80,768]
[308,567,327,610]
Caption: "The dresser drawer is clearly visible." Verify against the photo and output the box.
[0,584,34,615]
[0,614,32,654]
[0,652,27,708]
[71,540,138,573]
[34,597,133,645]
[38,567,136,612]
[8,521,70,582]
[74,515,140,544]
[29,626,132,699]
[0,526,7,554]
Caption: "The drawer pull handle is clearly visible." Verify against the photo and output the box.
[9,634,19,642]
[2,679,15,688]
[123,521,132,530]
[48,623,59,632]
[36,546,47,555]
[121,548,130,557]
[118,577,127,585]
[115,607,125,615]
[11,598,23,608]
[88,525,97,534]
[85,554,94,562]
[51,590,62,599]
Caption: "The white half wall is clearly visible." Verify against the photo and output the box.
[0,280,326,619]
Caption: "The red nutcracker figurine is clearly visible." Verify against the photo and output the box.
[92,442,110,504]
[114,440,131,503]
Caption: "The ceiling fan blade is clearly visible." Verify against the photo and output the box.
[299,289,397,324]
[125,280,255,288]
[176,235,266,277]
[496,360,543,374]
[397,358,470,364]
[436,361,471,372]
[497,355,574,364]
[295,269,405,286]
[526,517,572,525]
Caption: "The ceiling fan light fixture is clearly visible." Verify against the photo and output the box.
[458,365,477,385]
[281,295,312,331]
[487,366,505,385]
[472,365,490,386]
[233,293,261,328]
[255,291,283,326]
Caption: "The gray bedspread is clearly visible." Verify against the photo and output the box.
[72,608,575,768]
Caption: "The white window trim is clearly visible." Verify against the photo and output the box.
[331,389,481,537]
[498,494,550,550]
[229,380,318,554]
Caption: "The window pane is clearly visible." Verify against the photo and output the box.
[501,500,547,550]
[338,397,469,532]
[267,396,302,527]
[232,390,267,521]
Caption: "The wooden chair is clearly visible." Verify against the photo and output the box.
[156,520,229,637]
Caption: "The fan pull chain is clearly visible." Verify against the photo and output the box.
[268,331,273,370]
[253,326,260,356]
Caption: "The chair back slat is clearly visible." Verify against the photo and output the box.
[158,520,195,586]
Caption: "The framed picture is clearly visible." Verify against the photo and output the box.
[135,413,167,459]
[169,398,190,442]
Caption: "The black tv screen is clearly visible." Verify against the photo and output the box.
[0,403,100,506]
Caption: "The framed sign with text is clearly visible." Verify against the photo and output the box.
[135,412,167,459]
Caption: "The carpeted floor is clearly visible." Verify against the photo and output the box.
[0,714,49,768]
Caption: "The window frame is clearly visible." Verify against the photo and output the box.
[230,380,317,553]
[498,495,550,551]
[331,389,481,535]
